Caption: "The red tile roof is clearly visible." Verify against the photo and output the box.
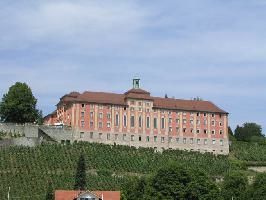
[58,88,227,114]
[55,190,120,200]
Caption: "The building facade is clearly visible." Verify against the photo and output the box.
[45,79,229,154]
[55,190,120,200]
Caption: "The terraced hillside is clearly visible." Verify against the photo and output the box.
[0,141,265,199]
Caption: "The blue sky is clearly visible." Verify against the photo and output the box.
[0,0,266,133]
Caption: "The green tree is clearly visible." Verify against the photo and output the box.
[234,123,264,142]
[37,110,44,125]
[247,173,266,200]
[126,177,150,200]
[185,170,221,200]
[228,126,236,141]
[0,82,39,123]
[45,182,54,200]
[152,164,191,199]
[151,164,220,200]
[74,154,86,190]
[221,171,248,200]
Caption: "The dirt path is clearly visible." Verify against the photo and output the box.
[248,167,266,173]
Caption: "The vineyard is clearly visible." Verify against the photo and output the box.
[0,141,265,199]
[230,141,266,164]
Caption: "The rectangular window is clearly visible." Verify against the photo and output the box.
[161,118,165,129]
[90,132,93,139]
[183,119,187,124]
[81,112,85,119]
[80,132,84,138]
[130,107,135,112]
[123,134,126,141]
[176,119,180,124]
[139,136,142,141]
[204,129,208,134]
[183,138,187,144]
[219,122,223,126]
[146,117,150,128]
[169,127,173,132]
[204,139,207,145]
[107,133,111,140]
[190,120,194,125]
[176,127,180,133]
[169,118,172,124]
[90,112,94,118]
[98,122,103,128]
[154,118,157,129]
[161,137,165,143]
[169,137,172,143]
[99,113,103,119]
[190,138,194,144]
[107,113,111,119]
[107,122,111,128]
[154,136,158,142]
[81,121,85,128]
[131,135,134,141]
[115,134,118,140]
[211,130,215,135]
[211,120,215,126]
[131,116,135,128]
[183,128,186,133]
[99,133,102,139]
[190,128,194,133]
[204,120,207,125]
[197,139,200,145]
[211,113,215,118]
[212,139,216,145]
[81,104,85,108]
[146,136,150,142]
[220,140,224,146]
[197,129,200,134]
[204,113,207,117]
[197,112,200,117]
[176,138,179,143]
[220,130,223,135]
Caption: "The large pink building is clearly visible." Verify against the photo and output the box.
[45,79,229,154]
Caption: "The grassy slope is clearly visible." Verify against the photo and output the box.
[0,141,265,199]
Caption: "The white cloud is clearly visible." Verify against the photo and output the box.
[0,0,149,50]
[0,0,266,131]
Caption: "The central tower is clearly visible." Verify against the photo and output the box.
[133,77,140,89]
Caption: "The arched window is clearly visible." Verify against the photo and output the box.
[123,115,127,127]
[161,117,165,129]
[130,116,135,128]
[139,116,142,128]
[115,113,119,126]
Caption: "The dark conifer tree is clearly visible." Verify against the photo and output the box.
[74,154,86,190]
[45,182,54,200]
